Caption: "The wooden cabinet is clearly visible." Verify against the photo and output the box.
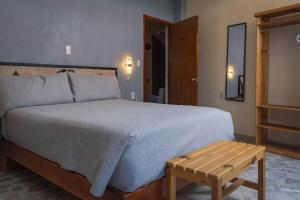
[255,3,300,160]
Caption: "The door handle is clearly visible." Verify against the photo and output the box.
[191,78,199,82]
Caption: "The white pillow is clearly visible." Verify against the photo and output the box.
[68,73,121,102]
[0,73,74,116]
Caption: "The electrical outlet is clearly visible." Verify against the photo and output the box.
[66,45,72,55]
[131,91,136,100]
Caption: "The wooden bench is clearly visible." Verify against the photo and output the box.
[166,140,266,200]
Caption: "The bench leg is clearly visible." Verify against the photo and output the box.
[258,155,265,200]
[2,156,9,175]
[212,179,222,200]
[166,167,176,200]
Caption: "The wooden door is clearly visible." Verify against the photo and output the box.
[168,16,199,105]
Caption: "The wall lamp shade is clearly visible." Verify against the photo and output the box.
[126,56,133,80]
[227,65,234,80]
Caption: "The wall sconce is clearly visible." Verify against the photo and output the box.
[126,56,133,80]
[297,34,300,43]
[227,65,234,80]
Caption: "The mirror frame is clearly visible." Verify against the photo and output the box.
[225,22,247,102]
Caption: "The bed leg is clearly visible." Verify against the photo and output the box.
[2,157,9,175]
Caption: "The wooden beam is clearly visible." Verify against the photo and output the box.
[2,157,10,175]
[266,144,300,160]
[166,167,176,200]
[231,178,258,190]
[258,155,266,200]
[257,104,300,112]
[256,16,269,145]
[223,178,244,199]
[258,15,300,31]
[211,179,222,200]
[258,123,300,134]
[255,3,300,18]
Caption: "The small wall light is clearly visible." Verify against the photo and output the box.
[297,34,300,43]
[126,56,133,80]
[227,65,234,80]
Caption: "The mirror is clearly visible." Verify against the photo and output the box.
[225,23,246,101]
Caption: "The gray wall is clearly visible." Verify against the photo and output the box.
[268,26,300,147]
[173,0,186,21]
[0,0,175,100]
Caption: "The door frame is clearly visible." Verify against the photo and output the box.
[143,14,171,102]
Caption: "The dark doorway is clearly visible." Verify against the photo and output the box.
[152,34,165,96]
[143,15,199,106]
[143,15,170,104]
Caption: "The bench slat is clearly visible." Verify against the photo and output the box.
[209,146,265,178]
[178,142,237,170]
[183,142,246,173]
[191,144,256,175]
[167,140,229,168]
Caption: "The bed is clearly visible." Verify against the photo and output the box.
[0,63,234,200]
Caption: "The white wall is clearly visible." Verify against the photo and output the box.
[186,0,300,137]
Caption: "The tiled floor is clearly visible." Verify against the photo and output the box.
[0,153,300,200]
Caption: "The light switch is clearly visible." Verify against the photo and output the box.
[66,45,72,55]
[137,59,141,67]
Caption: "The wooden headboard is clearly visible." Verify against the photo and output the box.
[0,62,118,77]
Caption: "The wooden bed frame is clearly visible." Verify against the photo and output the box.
[0,62,189,200]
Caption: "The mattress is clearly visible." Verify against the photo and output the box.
[2,99,234,196]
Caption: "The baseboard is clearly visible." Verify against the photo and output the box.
[234,133,256,144]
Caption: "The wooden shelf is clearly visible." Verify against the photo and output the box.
[257,104,300,112]
[258,15,300,31]
[257,123,300,134]
[266,144,300,160]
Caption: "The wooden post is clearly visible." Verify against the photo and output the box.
[2,157,9,175]
[258,155,266,200]
[166,167,176,200]
[211,179,222,200]
[256,16,270,146]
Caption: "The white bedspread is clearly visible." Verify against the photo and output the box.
[2,99,234,196]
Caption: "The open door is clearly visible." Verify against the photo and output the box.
[168,16,199,105]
